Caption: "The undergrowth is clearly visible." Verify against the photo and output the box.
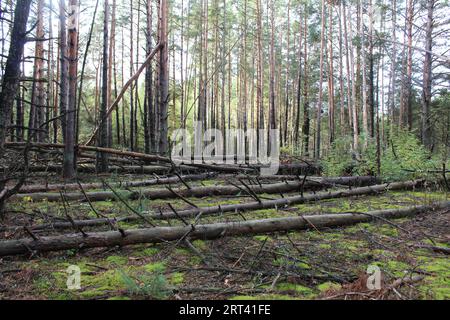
[322,129,449,182]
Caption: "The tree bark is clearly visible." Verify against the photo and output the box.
[421,0,434,150]
[302,8,310,156]
[158,0,169,155]
[315,0,326,159]
[144,0,154,154]
[96,0,110,173]
[0,0,33,153]
[1,200,444,257]
[63,0,79,179]
[12,180,349,203]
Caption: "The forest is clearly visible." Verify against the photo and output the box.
[0,0,449,301]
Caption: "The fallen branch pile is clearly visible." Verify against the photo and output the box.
[0,201,447,257]
[14,175,378,194]
[4,142,321,175]
[2,180,423,231]
[11,176,383,203]
[16,173,216,193]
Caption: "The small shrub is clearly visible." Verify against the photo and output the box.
[119,270,171,299]
[322,130,442,182]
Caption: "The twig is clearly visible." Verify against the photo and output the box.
[102,180,155,227]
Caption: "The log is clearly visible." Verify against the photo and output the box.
[0,201,447,257]
[11,180,332,202]
[1,164,169,174]
[3,180,422,231]
[5,142,171,164]
[229,175,380,187]
[5,142,321,174]
[15,173,217,193]
[14,175,377,194]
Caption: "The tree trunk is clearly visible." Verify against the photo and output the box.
[421,0,434,149]
[406,0,414,131]
[256,0,264,147]
[327,2,335,146]
[360,0,369,146]
[29,0,46,142]
[269,0,276,132]
[367,0,375,138]
[107,0,116,148]
[158,0,169,155]
[144,0,153,154]
[315,0,326,159]
[389,0,397,133]
[59,0,69,145]
[96,0,110,172]
[0,0,33,152]
[1,200,443,257]
[63,0,79,180]
[13,180,350,203]
[302,8,310,156]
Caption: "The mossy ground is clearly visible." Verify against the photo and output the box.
[1,174,448,300]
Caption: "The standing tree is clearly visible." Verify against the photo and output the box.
[63,0,79,179]
[0,0,33,152]
[96,0,110,172]
[29,0,46,142]
[315,0,326,159]
[159,0,169,155]
[421,0,435,150]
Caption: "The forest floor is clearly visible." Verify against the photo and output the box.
[0,172,448,300]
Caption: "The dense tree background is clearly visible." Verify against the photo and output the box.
[0,0,449,177]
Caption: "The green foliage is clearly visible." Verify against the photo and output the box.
[378,130,433,181]
[118,270,171,299]
[321,136,355,176]
[144,262,166,273]
[322,130,444,182]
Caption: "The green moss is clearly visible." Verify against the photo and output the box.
[275,283,315,298]
[252,209,281,218]
[140,247,160,256]
[192,240,207,250]
[254,235,270,242]
[317,282,341,292]
[144,262,166,273]
[189,255,203,265]
[33,273,77,300]
[106,255,128,266]
[372,260,410,277]
[79,269,127,299]
[296,262,311,269]
[107,296,131,300]
[372,249,396,259]
[174,248,190,256]
[416,254,450,300]
[169,272,185,285]
[377,225,399,237]
[199,180,217,186]
[318,244,332,250]
[95,200,115,210]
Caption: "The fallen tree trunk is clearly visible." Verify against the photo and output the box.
[11,180,333,202]
[5,142,320,175]
[1,164,168,174]
[15,173,217,193]
[4,180,423,231]
[0,201,447,257]
[14,175,377,194]
[5,142,171,164]
[228,175,380,187]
